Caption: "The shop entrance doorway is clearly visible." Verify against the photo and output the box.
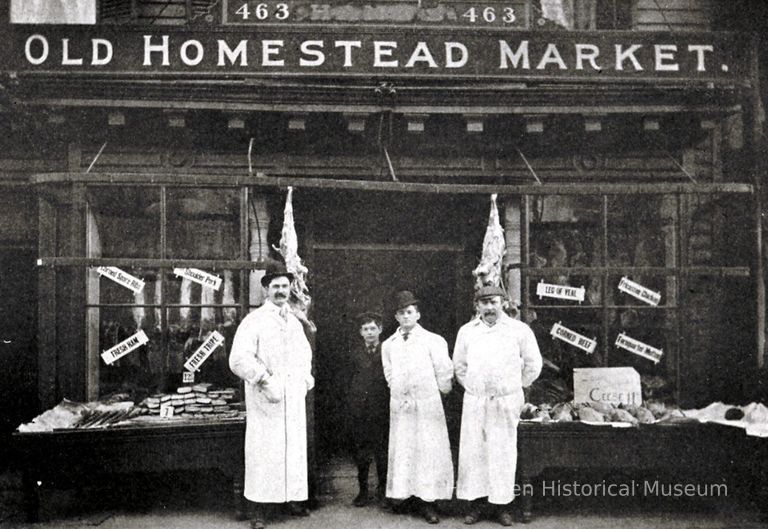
[305,190,483,462]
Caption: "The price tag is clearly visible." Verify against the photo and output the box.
[617,277,661,306]
[160,404,175,418]
[182,371,195,384]
[96,266,145,293]
[536,280,585,303]
[550,322,596,354]
[184,331,225,372]
[101,330,149,365]
[173,267,222,291]
[615,333,663,364]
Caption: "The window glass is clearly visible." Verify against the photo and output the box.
[167,188,240,259]
[87,187,160,258]
[608,195,676,268]
[684,194,751,268]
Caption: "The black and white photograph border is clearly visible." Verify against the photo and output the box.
[1,0,767,528]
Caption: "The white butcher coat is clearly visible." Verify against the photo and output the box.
[453,314,542,504]
[229,300,314,503]
[382,325,454,501]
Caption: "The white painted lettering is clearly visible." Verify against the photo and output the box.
[575,43,600,71]
[445,42,468,68]
[143,35,170,66]
[655,44,679,72]
[180,40,204,66]
[373,41,398,67]
[217,39,248,66]
[262,40,285,66]
[405,41,438,68]
[24,34,49,65]
[536,43,567,70]
[300,40,325,66]
[688,44,713,72]
[615,44,643,71]
[335,40,362,67]
[92,39,113,66]
[499,40,529,69]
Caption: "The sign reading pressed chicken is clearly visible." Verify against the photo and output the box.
[618,277,661,306]
[101,330,150,365]
[550,322,596,354]
[536,280,585,303]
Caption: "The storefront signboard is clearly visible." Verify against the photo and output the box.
[184,331,226,372]
[549,321,596,353]
[618,276,661,306]
[615,333,663,364]
[536,280,585,302]
[173,267,223,291]
[101,329,150,365]
[1,28,749,82]
[95,266,145,294]
[573,367,642,406]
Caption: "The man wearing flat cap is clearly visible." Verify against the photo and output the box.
[229,261,314,529]
[346,311,389,507]
[382,291,454,524]
[454,286,542,526]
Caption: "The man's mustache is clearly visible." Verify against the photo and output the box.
[275,293,288,298]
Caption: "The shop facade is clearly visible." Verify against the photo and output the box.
[1,0,766,517]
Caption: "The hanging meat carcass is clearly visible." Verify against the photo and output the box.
[473,194,506,290]
[274,187,314,334]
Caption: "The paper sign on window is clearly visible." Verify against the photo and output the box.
[160,404,175,418]
[536,280,585,303]
[96,266,145,294]
[101,330,149,365]
[550,322,596,354]
[173,268,222,291]
[184,331,225,372]
[617,277,661,306]
[615,333,663,364]
[182,371,195,384]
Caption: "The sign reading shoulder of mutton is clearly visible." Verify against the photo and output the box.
[615,333,663,364]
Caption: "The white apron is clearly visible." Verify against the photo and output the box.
[453,315,542,504]
[382,325,454,501]
[229,301,314,503]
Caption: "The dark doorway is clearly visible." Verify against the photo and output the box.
[305,190,484,462]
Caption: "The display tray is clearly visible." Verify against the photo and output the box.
[11,420,765,523]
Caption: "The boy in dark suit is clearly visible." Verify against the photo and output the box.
[346,312,389,506]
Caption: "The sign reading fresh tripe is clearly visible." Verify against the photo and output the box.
[615,333,664,364]
[96,266,145,294]
[574,367,642,406]
[536,281,585,303]
[549,322,596,354]
[184,331,225,372]
[101,330,149,365]
[173,267,222,291]
[617,277,661,306]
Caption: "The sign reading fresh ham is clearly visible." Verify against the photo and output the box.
[101,330,149,365]
[550,322,596,354]
[537,281,585,303]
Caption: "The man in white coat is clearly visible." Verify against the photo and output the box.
[382,290,454,524]
[229,262,314,529]
[453,285,542,526]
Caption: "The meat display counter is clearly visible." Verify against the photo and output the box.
[12,420,765,523]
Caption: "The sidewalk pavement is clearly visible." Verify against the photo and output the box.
[1,461,766,529]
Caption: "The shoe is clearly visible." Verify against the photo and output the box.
[422,504,440,524]
[498,509,514,526]
[464,508,481,525]
[286,501,309,517]
[352,490,369,507]
[249,518,265,529]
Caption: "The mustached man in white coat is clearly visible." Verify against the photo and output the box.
[229,262,314,529]
[382,290,454,524]
[453,285,542,526]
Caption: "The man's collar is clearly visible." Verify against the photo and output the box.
[264,299,287,313]
[471,312,513,327]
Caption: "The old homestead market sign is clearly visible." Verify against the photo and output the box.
[0,29,749,82]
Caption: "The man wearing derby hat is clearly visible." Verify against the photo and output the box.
[453,286,542,526]
[382,291,454,524]
[230,261,314,529]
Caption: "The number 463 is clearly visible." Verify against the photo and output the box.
[235,2,290,20]
[462,6,516,23]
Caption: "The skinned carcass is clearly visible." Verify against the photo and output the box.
[473,194,506,290]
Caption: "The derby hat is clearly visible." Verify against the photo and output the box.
[474,285,507,301]
[394,290,420,310]
[260,260,294,287]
